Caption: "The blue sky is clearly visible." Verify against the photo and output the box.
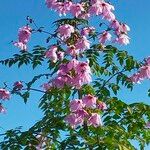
[0,0,149,149]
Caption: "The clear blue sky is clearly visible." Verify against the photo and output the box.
[0,0,149,149]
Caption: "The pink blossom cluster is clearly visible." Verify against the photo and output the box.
[0,89,10,114]
[58,24,75,40]
[14,26,32,50]
[129,57,150,83]
[52,59,92,88]
[45,46,64,63]
[46,0,130,45]
[65,95,107,128]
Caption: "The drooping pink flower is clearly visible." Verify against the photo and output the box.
[18,26,32,44]
[99,31,112,44]
[78,13,90,20]
[57,63,69,76]
[139,66,150,79]
[46,0,57,9]
[75,36,90,51]
[58,24,75,40]
[129,73,142,84]
[115,34,130,45]
[41,83,51,91]
[88,113,102,127]
[101,2,115,12]
[110,20,120,30]
[120,23,130,33]
[89,3,103,16]
[54,1,72,16]
[76,109,89,119]
[45,46,58,63]
[52,74,72,88]
[0,89,10,100]
[13,42,27,51]
[70,3,85,17]
[67,59,79,70]
[66,45,79,57]
[76,61,91,75]
[102,11,115,22]
[13,81,23,90]
[97,101,107,110]
[70,99,83,112]
[0,104,6,114]
[65,113,83,128]
[82,94,97,108]
[81,27,95,36]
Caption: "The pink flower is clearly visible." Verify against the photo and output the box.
[58,24,75,40]
[81,27,95,36]
[67,59,79,70]
[78,13,90,20]
[70,99,83,112]
[0,89,10,100]
[70,3,85,17]
[76,61,91,75]
[76,109,89,119]
[66,45,79,57]
[99,31,112,44]
[97,101,107,110]
[115,34,130,45]
[82,94,97,108]
[57,63,69,76]
[102,11,115,22]
[120,23,130,33]
[89,3,103,15]
[129,73,142,84]
[0,104,6,114]
[13,81,23,90]
[13,42,27,51]
[139,66,150,79]
[54,1,72,16]
[45,46,58,63]
[41,83,51,91]
[88,113,102,127]
[65,113,83,128]
[110,20,120,30]
[75,36,90,51]
[46,0,57,9]
[101,2,115,12]
[18,26,32,44]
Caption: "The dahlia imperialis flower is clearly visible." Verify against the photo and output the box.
[0,89,10,100]
[70,99,83,112]
[129,57,150,83]
[75,36,90,51]
[82,94,97,108]
[54,1,72,16]
[65,95,105,128]
[99,31,112,44]
[52,59,92,88]
[45,46,58,63]
[13,81,23,90]
[14,26,32,50]
[70,3,85,17]
[97,101,107,110]
[88,113,102,127]
[58,24,75,40]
